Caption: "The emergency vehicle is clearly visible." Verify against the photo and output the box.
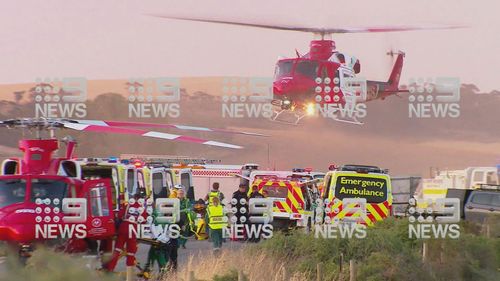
[191,164,259,198]
[120,154,195,201]
[247,169,323,229]
[121,155,260,201]
[418,167,499,202]
[321,165,392,225]
[73,158,138,210]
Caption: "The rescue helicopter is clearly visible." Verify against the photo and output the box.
[0,118,265,261]
[151,14,461,124]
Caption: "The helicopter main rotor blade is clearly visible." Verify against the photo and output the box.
[62,122,243,149]
[70,119,269,137]
[149,14,464,34]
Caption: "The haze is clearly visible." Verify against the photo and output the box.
[0,0,499,91]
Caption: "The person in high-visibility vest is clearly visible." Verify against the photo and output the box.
[205,182,225,206]
[204,182,225,238]
[206,196,227,251]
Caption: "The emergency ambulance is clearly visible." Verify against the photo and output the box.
[248,169,322,229]
[190,163,259,200]
[122,156,195,201]
[321,164,392,225]
[73,157,138,210]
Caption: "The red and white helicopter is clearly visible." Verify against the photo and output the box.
[151,14,461,124]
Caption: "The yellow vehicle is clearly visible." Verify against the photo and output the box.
[134,164,173,200]
[74,157,138,209]
[133,163,194,201]
[250,176,316,229]
[121,155,197,201]
[321,165,392,225]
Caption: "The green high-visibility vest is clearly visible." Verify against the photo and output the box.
[207,205,226,230]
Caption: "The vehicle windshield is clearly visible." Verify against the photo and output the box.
[0,179,27,208]
[314,174,325,180]
[295,60,319,78]
[334,175,388,204]
[275,60,294,78]
[82,166,113,180]
[262,184,289,198]
[30,178,69,204]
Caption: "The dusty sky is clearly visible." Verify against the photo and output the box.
[0,0,499,91]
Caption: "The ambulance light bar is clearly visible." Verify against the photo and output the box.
[340,164,388,174]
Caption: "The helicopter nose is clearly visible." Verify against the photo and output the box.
[273,78,294,94]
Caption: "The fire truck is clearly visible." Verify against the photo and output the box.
[320,164,392,225]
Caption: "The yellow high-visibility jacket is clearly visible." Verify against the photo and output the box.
[207,205,226,230]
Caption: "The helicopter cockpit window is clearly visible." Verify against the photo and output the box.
[30,179,68,204]
[295,60,319,79]
[275,61,294,78]
[0,179,26,208]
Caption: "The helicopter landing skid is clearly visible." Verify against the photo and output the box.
[270,109,307,125]
[329,111,364,125]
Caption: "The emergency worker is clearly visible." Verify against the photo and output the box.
[231,184,248,231]
[105,195,147,273]
[248,185,264,242]
[176,185,194,249]
[205,182,224,206]
[206,197,226,251]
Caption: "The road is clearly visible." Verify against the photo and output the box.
[109,238,244,274]
[0,239,245,279]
